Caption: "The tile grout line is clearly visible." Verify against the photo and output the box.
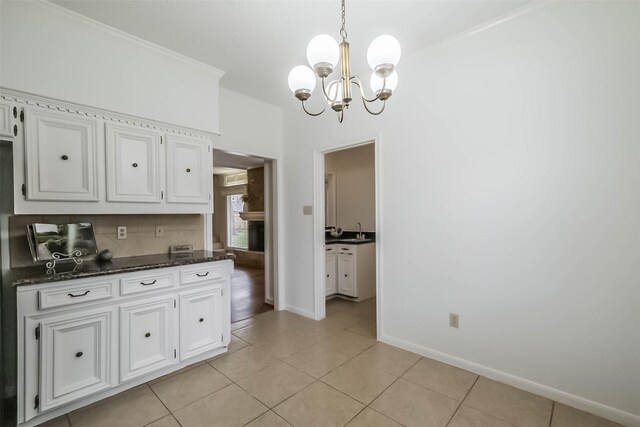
[549,401,556,427]
[444,374,480,427]
[143,383,180,427]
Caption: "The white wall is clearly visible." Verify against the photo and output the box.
[0,1,222,133]
[283,2,640,424]
[217,88,284,160]
[324,144,375,231]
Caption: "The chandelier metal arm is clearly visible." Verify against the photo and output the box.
[350,76,386,103]
[361,97,386,115]
[321,77,342,103]
[301,100,326,117]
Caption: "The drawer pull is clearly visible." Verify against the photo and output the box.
[196,272,209,277]
[14,125,18,136]
[344,274,348,277]
[140,280,157,286]
[132,162,139,168]
[76,352,83,358]
[199,318,204,323]
[186,168,192,173]
[67,290,90,298]
[326,274,330,278]
[61,154,69,160]
[145,332,151,338]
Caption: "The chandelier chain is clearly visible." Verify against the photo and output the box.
[340,0,348,41]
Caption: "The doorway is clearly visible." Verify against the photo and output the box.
[211,150,276,323]
[313,138,380,338]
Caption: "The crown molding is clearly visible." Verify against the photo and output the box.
[0,87,221,140]
[13,0,225,79]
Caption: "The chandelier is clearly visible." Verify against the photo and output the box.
[287,0,401,122]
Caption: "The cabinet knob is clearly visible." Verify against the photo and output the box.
[145,332,151,338]
[326,274,329,278]
[13,125,18,137]
[344,274,348,277]
[186,168,191,173]
[76,351,83,358]
[12,106,17,118]
[61,155,69,160]
[132,162,138,168]
[199,318,204,323]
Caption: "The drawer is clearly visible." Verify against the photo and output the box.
[120,271,175,296]
[39,279,115,310]
[180,264,224,285]
[325,246,337,254]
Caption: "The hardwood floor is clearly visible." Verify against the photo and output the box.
[231,264,272,323]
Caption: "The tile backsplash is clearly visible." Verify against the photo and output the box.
[9,214,204,268]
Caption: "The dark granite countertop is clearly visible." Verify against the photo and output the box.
[325,231,376,245]
[11,250,234,287]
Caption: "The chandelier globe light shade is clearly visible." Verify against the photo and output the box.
[288,65,317,101]
[288,0,401,122]
[307,34,340,77]
[370,71,398,101]
[367,35,402,77]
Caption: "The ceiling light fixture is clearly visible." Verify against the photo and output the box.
[287,0,401,123]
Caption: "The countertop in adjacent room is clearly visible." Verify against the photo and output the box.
[11,250,234,287]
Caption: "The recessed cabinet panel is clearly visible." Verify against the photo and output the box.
[180,287,224,360]
[120,297,176,382]
[337,252,356,297]
[39,308,115,412]
[166,135,210,204]
[106,123,163,203]
[24,107,100,201]
[325,251,337,296]
[0,101,14,138]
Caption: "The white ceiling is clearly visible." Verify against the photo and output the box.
[51,0,530,108]
[213,150,264,173]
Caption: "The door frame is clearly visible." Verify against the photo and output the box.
[312,135,383,333]
[204,155,284,311]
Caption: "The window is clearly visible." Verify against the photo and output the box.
[227,194,248,249]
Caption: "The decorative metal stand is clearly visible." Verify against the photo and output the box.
[46,250,83,274]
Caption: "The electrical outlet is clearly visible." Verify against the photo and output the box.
[117,226,127,240]
[155,225,164,238]
[450,313,459,328]
[302,205,312,215]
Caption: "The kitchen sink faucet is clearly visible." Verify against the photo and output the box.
[357,222,364,239]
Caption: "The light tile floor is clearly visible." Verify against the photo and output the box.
[44,297,624,427]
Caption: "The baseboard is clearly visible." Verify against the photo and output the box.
[379,334,640,427]
[284,304,315,320]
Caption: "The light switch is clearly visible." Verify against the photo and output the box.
[303,205,312,215]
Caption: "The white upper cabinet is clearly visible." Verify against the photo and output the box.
[0,100,16,138]
[106,123,164,203]
[24,107,100,202]
[166,135,211,204]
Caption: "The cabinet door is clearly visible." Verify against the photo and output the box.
[106,123,163,203]
[120,296,177,382]
[166,135,210,204]
[24,107,100,201]
[179,287,224,361]
[0,101,16,138]
[38,307,116,412]
[325,253,337,296]
[338,253,356,297]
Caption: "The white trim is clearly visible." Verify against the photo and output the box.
[312,136,380,322]
[203,213,212,251]
[273,158,285,311]
[284,304,315,320]
[14,0,225,79]
[0,87,219,139]
[379,333,640,427]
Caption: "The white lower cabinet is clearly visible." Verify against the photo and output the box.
[17,260,231,426]
[325,247,337,296]
[325,243,376,301]
[120,296,177,382]
[38,307,117,412]
[179,286,224,361]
